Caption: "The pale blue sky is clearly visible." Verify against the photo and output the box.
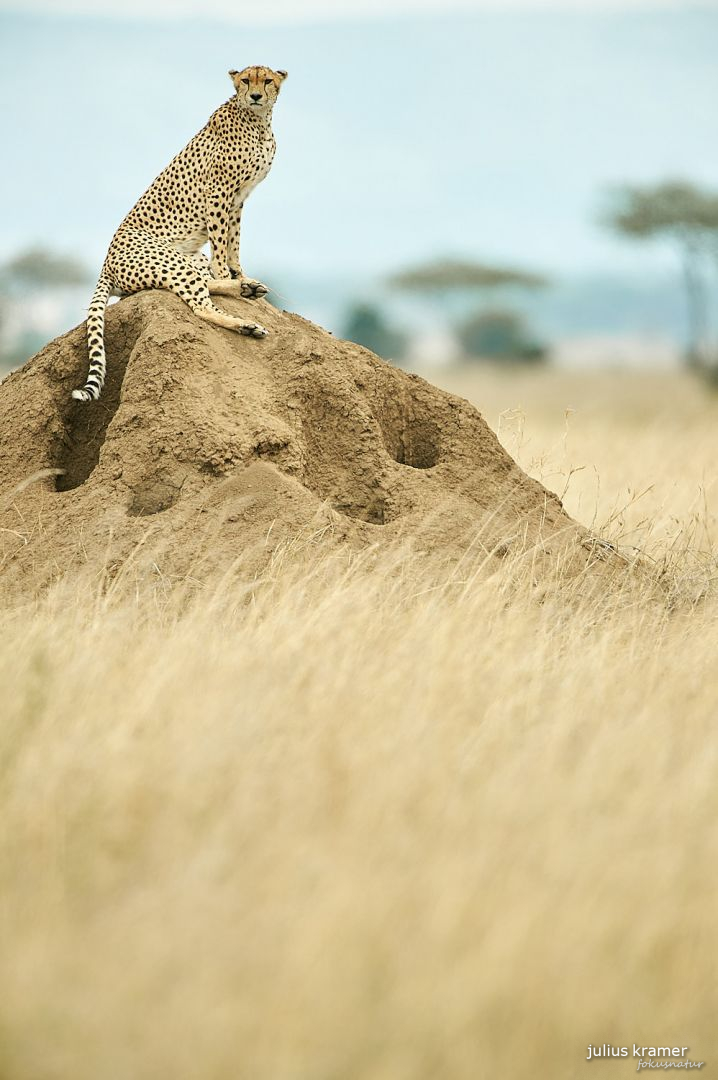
[0,0,705,18]
[1,5,717,288]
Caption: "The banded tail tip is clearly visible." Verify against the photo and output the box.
[72,388,94,403]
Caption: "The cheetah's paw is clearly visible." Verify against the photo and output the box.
[238,323,268,338]
[239,279,269,299]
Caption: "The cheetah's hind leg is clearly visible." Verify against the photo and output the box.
[127,247,268,337]
[184,284,268,336]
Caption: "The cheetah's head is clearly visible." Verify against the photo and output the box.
[229,66,287,111]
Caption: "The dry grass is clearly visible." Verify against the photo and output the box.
[1,368,717,1080]
[440,366,718,557]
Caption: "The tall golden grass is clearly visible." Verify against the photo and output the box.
[1,369,716,1080]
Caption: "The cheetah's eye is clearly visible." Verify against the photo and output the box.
[264,79,273,86]
[241,78,250,86]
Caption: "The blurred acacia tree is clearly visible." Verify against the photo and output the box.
[0,247,91,372]
[342,302,407,361]
[388,257,548,315]
[604,182,718,367]
[388,256,549,361]
[457,309,547,363]
[0,247,90,292]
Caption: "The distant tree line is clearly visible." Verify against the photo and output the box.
[344,182,718,374]
[0,248,89,291]
[0,247,90,371]
[343,257,550,365]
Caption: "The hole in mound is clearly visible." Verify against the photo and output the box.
[374,400,441,470]
[55,327,133,492]
[391,429,440,470]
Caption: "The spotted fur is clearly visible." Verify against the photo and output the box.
[73,65,287,403]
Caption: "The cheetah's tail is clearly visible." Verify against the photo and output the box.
[72,271,113,403]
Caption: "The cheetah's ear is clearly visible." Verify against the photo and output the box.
[276,70,288,81]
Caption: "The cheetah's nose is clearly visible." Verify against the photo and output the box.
[250,92,262,102]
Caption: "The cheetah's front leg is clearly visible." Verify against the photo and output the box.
[206,175,236,282]
[227,202,243,279]
[227,201,268,299]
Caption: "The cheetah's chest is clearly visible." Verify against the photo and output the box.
[233,130,276,204]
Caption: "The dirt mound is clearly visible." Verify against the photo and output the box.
[0,291,601,591]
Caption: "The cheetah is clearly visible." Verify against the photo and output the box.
[73,65,287,402]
